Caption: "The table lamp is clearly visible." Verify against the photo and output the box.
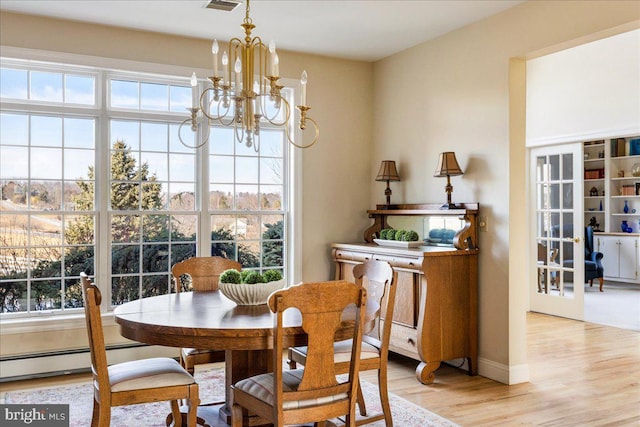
[434,152,464,209]
[375,160,400,207]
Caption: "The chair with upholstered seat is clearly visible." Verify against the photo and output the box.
[230,280,367,427]
[80,273,199,426]
[171,256,242,375]
[585,226,605,292]
[287,259,397,426]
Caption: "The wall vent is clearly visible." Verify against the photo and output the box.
[205,0,242,12]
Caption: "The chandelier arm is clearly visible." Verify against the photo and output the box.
[261,95,291,126]
[178,117,210,149]
[285,116,319,149]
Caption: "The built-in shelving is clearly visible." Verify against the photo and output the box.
[583,136,640,233]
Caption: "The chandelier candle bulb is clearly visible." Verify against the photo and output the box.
[234,57,242,91]
[211,39,219,77]
[273,53,280,77]
[190,72,198,107]
[301,70,307,106]
[222,51,229,85]
[268,40,276,76]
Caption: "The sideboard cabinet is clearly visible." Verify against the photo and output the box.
[332,203,479,384]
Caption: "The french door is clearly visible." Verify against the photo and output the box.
[530,144,584,320]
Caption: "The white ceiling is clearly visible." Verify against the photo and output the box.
[0,0,525,62]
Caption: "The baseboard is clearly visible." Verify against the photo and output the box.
[478,357,530,385]
[0,345,179,382]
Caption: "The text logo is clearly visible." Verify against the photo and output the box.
[1,404,69,426]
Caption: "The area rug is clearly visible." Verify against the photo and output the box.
[4,367,458,427]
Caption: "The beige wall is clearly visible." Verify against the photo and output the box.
[1,1,639,383]
[0,12,374,357]
[372,0,639,382]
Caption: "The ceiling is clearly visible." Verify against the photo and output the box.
[0,0,525,62]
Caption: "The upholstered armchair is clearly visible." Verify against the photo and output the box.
[585,226,605,292]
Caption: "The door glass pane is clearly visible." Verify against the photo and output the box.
[549,155,560,181]
[550,183,560,209]
[562,182,573,209]
[562,153,573,179]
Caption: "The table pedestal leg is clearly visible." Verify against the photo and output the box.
[219,349,272,426]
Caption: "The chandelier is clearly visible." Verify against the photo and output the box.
[179,0,319,151]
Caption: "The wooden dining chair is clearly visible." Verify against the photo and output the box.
[80,273,200,427]
[171,256,242,375]
[230,280,367,427]
[287,259,397,426]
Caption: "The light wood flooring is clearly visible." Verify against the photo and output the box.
[2,312,639,426]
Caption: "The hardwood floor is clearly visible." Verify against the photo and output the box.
[2,312,639,426]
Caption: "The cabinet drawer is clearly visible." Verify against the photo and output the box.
[388,322,419,359]
[371,254,422,271]
[334,249,372,263]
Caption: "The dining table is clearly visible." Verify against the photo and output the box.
[113,287,378,427]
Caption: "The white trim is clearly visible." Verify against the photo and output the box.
[0,312,117,334]
[477,357,530,385]
[1,46,210,81]
[0,345,178,380]
[527,126,640,148]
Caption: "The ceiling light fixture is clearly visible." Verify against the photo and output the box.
[179,0,319,151]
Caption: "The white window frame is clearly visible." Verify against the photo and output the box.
[0,46,302,330]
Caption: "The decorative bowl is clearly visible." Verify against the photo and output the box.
[218,279,286,305]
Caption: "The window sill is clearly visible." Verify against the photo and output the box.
[0,311,116,335]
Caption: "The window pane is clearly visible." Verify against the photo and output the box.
[65,75,95,105]
[0,68,28,99]
[169,154,195,182]
[112,275,139,305]
[65,148,94,180]
[261,185,283,210]
[31,71,63,102]
[141,82,168,111]
[236,184,258,210]
[141,122,168,151]
[0,113,28,146]
[260,157,282,184]
[210,127,234,155]
[111,120,140,150]
[210,184,234,210]
[142,152,168,181]
[64,117,95,148]
[32,116,62,147]
[31,148,62,179]
[260,130,284,157]
[210,155,234,183]
[112,245,140,274]
[1,146,28,179]
[170,85,191,112]
[236,157,259,183]
[111,79,139,109]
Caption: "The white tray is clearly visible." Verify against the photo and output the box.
[373,239,422,248]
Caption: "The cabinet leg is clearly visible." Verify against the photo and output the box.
[415,361,440,384]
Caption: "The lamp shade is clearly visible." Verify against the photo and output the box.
[376,160,400,182]
[434,152,463,177]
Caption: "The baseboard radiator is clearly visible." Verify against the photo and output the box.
[0,344,179,382]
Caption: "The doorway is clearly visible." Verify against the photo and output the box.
[530,143,584,320]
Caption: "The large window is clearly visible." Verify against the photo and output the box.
[0,57,291,317]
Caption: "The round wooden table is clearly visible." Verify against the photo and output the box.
[114,290,377,426]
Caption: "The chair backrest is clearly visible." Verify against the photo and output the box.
[80,272,110,393]
[352,259,397,349]
[268,281,367,418]
[171,256,241,292]
[585,226,595,257]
